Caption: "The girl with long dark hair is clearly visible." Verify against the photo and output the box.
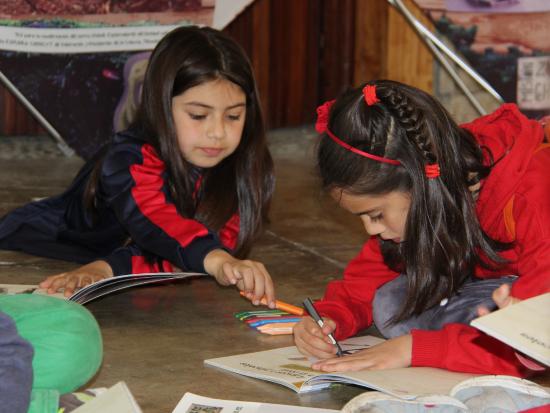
[0,26,276,305]
[294,80,549,376]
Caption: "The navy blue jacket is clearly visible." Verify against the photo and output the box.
[0,129,240,275]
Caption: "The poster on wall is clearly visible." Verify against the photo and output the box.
[413,0,550,119]
[0,0,254,158]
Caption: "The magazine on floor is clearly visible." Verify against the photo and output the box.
[0,271,207,304]
[204,335,477,398]
[172,392,338,413]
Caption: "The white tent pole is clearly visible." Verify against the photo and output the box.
[388,0,505,108]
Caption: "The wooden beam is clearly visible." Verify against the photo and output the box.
[386,0,434,92]
[251,0,271,124]
[353,0,389,86]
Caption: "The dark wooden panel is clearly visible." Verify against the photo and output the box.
[223,0,273,125]
[268,0,318,127]
[0,86,44,136]
[319,0,356,100]
[386,0,433,92]
[354,0,389,85]
[227,0,353,127]
[250,0,271,119]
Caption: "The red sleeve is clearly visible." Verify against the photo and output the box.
[104,244,174,276]
[126,144,210,246]
[104,214,241,276]
[411,324,529,376]
[509,189,550,300]
[313,237,399,340]
[219,213,240,251]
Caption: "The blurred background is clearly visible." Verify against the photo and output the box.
[0,0,549,159]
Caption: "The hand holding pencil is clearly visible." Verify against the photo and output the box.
[293,301,342,359]
[302,298,343,356]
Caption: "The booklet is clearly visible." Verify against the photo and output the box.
[72,381,142,413]
[172,392,338,413]
[470,292,550,366]
[204,335,477,398]
[0,271,207,305]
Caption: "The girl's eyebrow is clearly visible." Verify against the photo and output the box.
[184,102,246,110]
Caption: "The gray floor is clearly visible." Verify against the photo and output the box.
[0,130,369,411]
[0,131,547,411]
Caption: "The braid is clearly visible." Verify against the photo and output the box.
[380,86,437,164]
[318,80,511,322]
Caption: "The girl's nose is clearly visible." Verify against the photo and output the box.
[206,117,225,141]
[361,217,384,236]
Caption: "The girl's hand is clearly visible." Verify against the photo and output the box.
[203,249,275,307]
[311,334,412,372]
[39,260,114,297]
[293,316,339,359]
[477,283,521,316]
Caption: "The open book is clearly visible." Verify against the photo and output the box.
[470,292,550,366]
[0,272,206,305]
[204,335,477,398]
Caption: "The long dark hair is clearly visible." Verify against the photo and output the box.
[88,26,274,257]
[318,80,509,321]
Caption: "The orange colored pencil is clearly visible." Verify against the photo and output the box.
[239,291,305,316]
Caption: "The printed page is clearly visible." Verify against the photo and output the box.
[172,392,338,413]
[205,336,385,392]
[471,292,550,366]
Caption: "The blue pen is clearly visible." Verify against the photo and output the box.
[303,297,343,357]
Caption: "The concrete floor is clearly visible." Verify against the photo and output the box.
[0,130,548,411]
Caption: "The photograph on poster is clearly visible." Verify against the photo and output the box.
[414,0,550,117]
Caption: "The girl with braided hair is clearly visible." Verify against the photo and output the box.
[293,80,550,376]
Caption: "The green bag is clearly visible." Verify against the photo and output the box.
[0,294,102,413]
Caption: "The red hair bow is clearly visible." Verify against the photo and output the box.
[315,99,335,133]
[363,84,380,106]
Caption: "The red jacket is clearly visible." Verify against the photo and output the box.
[314,104,550,376]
